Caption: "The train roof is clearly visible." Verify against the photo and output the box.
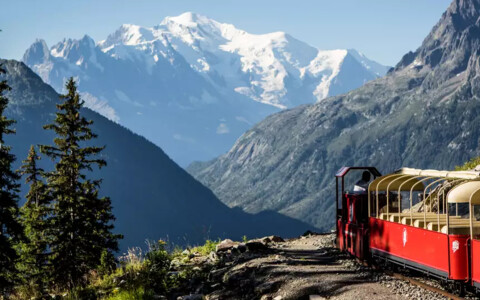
[395,167,480,179]
[368,167,480,192]
[447,181,480,205]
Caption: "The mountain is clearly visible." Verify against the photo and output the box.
[23,12,388,166]
[1,59,315,251]
[188,0,480,231]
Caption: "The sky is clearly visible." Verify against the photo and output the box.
[1,0,452,66]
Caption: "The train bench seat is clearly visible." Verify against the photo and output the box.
[378,213,436,221]
[389,213,443,222]
[413,216,464,228]
[440,224,480,235]
[401,215,461,225]
[428,220,480,231]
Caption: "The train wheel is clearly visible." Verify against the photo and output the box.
[453,281,465,297]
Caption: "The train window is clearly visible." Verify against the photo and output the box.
[349,202,354,223]
[344,169,373,193]
[369,191,376,217]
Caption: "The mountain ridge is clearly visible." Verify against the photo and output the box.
[188,0,480,230]
[1,59,315,250]
[23,12,388,166]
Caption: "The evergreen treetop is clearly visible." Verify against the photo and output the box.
[18,145,51,296]
[0,64,22,293]
[40,77,120,290]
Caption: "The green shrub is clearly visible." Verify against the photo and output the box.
[456,156,480,171]
[142,240,172,294]
[191,239,219,256]
[106,287,154,300]
[98,250,117,277]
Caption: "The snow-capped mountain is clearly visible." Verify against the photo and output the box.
[23,12,389,166]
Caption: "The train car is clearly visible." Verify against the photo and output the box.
[335,166,480,293]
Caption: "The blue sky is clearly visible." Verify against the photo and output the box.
[1,0,451,66]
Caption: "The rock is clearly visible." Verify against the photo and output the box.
[302,230,316,237]
[210,283,221,290]
[209,251,219,261]
[268,235,285,243]
[255,282,275,294]
[260,296,273,300]
[309,296,326,300]
[216,239,237,252]
[191,256,209,265]
[246,241,268,252]
[209,267,229,281]
[260,237,272,244]
[177,294,203,300]
[234,243,247,253]
[273,296,283,300]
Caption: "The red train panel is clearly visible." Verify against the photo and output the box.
[370,218,451,278]
[449,235,469,281]
[472,239,480,288]
[336,193,369,260]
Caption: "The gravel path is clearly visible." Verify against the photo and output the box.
[205,234,450,299]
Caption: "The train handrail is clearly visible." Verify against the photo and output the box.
[409,177,436,225]
[398,176,423,216]
[469,188,480,239]
[371,174,402,218]
[434,179,467,232]
[386,175,413,221]
[422,178,448,229]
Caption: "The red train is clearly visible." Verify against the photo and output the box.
[335,166,480,294]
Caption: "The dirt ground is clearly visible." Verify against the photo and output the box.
[204,234,446,300]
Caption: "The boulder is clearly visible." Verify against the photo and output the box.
[246,241,268,252]
[234,243,247,253]
[209,251,219,261]
[216,239,237,252]
[268,236,285,243]
[260,237,272,244]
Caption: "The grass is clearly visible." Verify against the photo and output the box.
[190,239,220,256]
[105,287,154,300]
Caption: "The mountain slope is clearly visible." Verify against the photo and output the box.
[1,59,314,250]
[23,13,388,166]
[188,0,480,230]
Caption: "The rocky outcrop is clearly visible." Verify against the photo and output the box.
[169,234,444,300]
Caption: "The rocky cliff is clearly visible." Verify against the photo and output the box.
[189,0,480,230]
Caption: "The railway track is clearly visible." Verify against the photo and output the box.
[386,271,465,300]
[354,256,468,299]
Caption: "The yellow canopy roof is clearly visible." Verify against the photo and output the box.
[369,174,425,191]
[447,181,480,204]
[398,168,480,179]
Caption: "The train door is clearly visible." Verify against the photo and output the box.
[335,167,381,260]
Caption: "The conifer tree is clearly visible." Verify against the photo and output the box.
[18,145,50,296]
[40,78,120,290]
[0,65,22,293]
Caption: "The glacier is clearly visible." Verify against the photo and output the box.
[23,12,389,166]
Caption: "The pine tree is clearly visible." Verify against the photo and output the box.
[0,65,22,293]
[40,78,121,290]
[18,145,51,296]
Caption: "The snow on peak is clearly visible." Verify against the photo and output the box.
[94,12,389,107]
[100,24,155,48]
[24,12,389,110]
[162,12,213,27]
